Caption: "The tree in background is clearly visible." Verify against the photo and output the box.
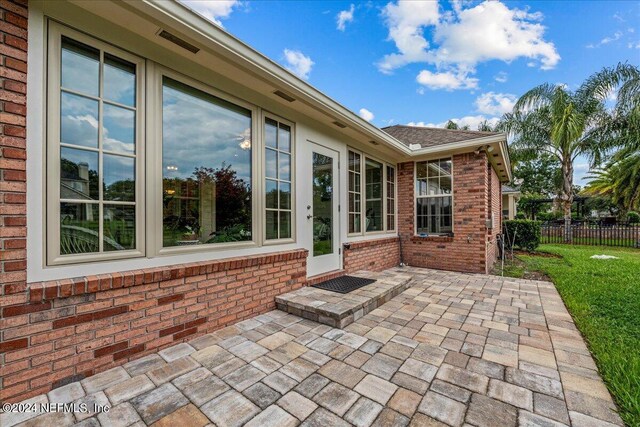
[500,63,640,241]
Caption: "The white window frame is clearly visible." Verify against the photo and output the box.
[414,158,454,236]
[148,65,261,256]
[262,112,296,245]
[386,164,396,231]
[347,148,396,236]
[46,22,146,266]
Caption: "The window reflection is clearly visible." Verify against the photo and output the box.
[162,77,252,246]
[416,158,453,234]
[365,158,383,232]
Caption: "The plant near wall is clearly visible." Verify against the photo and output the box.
[500,63,640,242]
[504,219,541,251]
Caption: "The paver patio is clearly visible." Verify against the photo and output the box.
[1,267,623,427]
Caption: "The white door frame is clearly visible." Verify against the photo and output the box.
[306,141,341,277]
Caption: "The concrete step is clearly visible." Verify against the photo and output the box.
[275,270,413,329]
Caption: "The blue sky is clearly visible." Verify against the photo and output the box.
[180,0,639,184]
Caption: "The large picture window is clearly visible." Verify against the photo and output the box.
[161,77,253,247]
[47,24,145,264]
[347,149,396,235]
[416,159,453,234]
[264,117,293,241]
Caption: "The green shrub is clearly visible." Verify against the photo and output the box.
[627,211,640,224]
[515,212,526,219]
[504,219,541,251]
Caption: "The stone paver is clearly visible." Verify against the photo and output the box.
[7,267,622,427]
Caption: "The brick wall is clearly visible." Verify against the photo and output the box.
[397,153,492,274]
[343,236,400,273]
[486,166,502,270]
[0,250,307,402]
[0,0,28,299]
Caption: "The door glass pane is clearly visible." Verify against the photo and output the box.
[313,152,333,256]
[279,211,291,239]
[266,210,277,240]
[265,118,278,148]
[265,148,277,179]
[265,179,277,209]
[279,182,291,210]
[365,158,383,232]
[278,123,291,152]
[60,202,99,254]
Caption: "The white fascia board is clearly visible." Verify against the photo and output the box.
[133,0,412,155]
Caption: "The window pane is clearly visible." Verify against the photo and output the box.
[279,123,291,152]
[365,159,383,232]
[416,161,427,179]
[349,151,361,173]
[60,202,99,254]
[265,179,277,209]
[313,152,333,256]
[265,118,277,149]
[60,147,99,200]
[366,199,382,232]
[427,160,440,177]
[104,54,136,107]
[279,182,291,210]
[266,210,278,240]
[387,215,395,231]
[61,92,99,148]
[279,152,291,181]
[265,148,277,179]
[61,37,99,96]
[162,77,252,247]
[279,211,291,239]
[104,204,135,251]
[349,213,361,234]
[103,104,135,153]
[440,175,452,194]
[104,154,135,202]
[440,159,452,175]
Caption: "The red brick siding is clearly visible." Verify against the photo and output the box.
[0,0,28,298]
[0,250,307,403]
[343,236,400,273]
[486,166,502,270]
[398,153,491,273]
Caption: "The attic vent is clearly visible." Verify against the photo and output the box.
[332,121,347,128]
[369,140,379,146]
[158,30,200,54]
[273,90,295,102]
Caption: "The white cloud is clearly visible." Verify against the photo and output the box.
[586,31,623,48]
[408,115,500,130]
[377,0,440,73]
[494,71,508,83]
[337,4,355,31]
[282,49,314,80]
[629,41,640,49]
[359,108,375,122]
[431,2,559,70]
[179,0,240,27]
[416,70,478,91]
[378,1,559,90]
[475,92,517,115]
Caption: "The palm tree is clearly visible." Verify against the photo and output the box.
[584,151,640,213]
[500,63,640,241]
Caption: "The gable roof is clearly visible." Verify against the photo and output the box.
[382,125,500,149]
[502,184,521,194]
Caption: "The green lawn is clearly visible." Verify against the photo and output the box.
[504,244,640,426]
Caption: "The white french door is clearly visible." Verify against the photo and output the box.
[306,142,340,277]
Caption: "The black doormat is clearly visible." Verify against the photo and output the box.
[312,275,376,294]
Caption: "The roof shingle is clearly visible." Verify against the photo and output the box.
[382,125,500,149]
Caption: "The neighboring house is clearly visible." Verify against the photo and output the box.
[0,0,510,402]
[502,184,521,220]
